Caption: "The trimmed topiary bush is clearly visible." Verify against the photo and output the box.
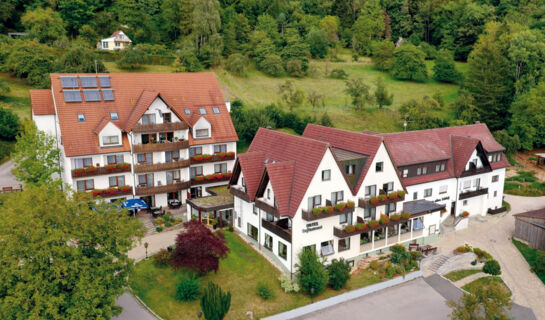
[327,258,351,290]
[176,277,200,301]
[483,260,501,275]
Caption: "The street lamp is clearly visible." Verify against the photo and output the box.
[310,287,315,303]
[144,242,149,260]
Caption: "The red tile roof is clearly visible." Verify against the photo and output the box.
[265,161,296,216]
[451,135,480,177]
[48,73,237,157]
[247,128,330,217]
[237,151,266,201]
[302,124,383,194]
[30,89,55,115]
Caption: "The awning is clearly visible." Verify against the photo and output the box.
[403,200,446,217]
[122,198,149,210]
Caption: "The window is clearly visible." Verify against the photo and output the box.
[424,188,432,197]
[266,212,274,221]
[158,132,173,142]
[214,163,227,173]
[115,42,120,47]
[339,212,352,225]
[195,129,209,138]
[184,108,190,115]
[402,169,408,178]
[190,186,202,199]
[107,154,123,164]
[190,166,203,178]
[74,157,92,169]
[417,167,422,176]
[247,223,258,241]
[102,135,119,146]
[78,113,85,122]
[137,153,152,164]
[102,41,108,49]
[338,238,350,252]
[307,195,321,210]
[253,205,259,215]
[264,234,273,250]
[141,114,156,125]
[331,191,344,205]
[474,178,480,188]
[278,241,287,260]
[492,175,499,183]
[76,179,94,191]
[110,112,119,120]
[199,108,207,115]
[163,113,171,123]
[435,164,440,172]
[413,192,418,200]
[303,245,316,254]
[440,163,445,171]
[422,167,427,174]
[109,175,125,187]
[494,191,498,197]
[189,147,202,157]
[165,151,179,162]
[386,202,396,214]
[166,170,180,184]
[463,180,471,189]
[137,173,153,187]
[345,164,356,175]
[439,185,448,194]
[267,188,271,200]
[365,185,376,197]
[364,207,375,220]
[383,182,394,192]
[214,144,227,153]
[213,107,220,114]
[376,162,383,172]
[320,240,334,256]
[322,170,331,181]
[463,200,468,206]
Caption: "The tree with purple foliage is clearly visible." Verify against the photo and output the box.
[170,220,229,274]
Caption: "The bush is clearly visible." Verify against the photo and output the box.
[256,283,274,300]
[285,59,305,77]
[117,48,146,70]
[327,259,351,290]
[152,248,171,267]
[200,282,231,320]
[534,252,545,275]
[369,260,380,271]
[471,260,477,266]
[225,53,248,77]
[155,226,163,232]
[328,68,348,79]
[278,274,300,293]
[483,260,501,275]
[228,225,234,232]
[473,248,493,261]
[0,108,21,140]
[176,277,200,301]
[259,54,284,77]
[296,249,328,297]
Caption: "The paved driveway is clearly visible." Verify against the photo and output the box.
[0,160,19,187]
[113,293,158,320]
[433,194,545,319]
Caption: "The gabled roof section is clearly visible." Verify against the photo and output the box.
[123,90,160,131]
[451,135,480,177]
[248,128,330,217]
[265,161,295,216]
[30,89,55,115]
[302,124,383,194]
[238,151,266,201]
[93,117,121,135]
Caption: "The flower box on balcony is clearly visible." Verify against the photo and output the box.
[193,156,203,161]
[356,222,367,231]
[368,220,379,228]
[117,163,130,169]
[461,211,469,218]
[202,154,213,160]
[401,211,411,220]
[334,203,346,211]
[205,174,215,181]
[378,194,387,201]
[224,172,232,178]
[344,225,356,233]
[119,185,132,192]
[85,166,97,173]
[379,214,390,225]
[397,190,406,198]
[193,176,205,182]
[370,196,379,205]
[388,192,398,200]
[74,168,85,175]
[390,213,401,221]
[105,164,117,171]
[104,188,117,195]
[346,200,355,208]
[92,189,103,196]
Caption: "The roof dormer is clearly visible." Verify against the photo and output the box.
[193,116,211,140]
[96,121,122,148]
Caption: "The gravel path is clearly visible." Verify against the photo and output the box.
[0,160,19,188]
[453,272,488,287]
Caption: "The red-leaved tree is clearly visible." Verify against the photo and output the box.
[170,220,229,274]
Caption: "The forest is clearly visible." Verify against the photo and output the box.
[1,0,545,154]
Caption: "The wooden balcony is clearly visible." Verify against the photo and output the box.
[72,164,131,179]
[92,187,132,199]
[229,186,250,202]
[255,198,280,217]
[135,180,190,196]
[190,153,235,165]
[134,159,190,173]
[302,205,355,221]
[459,187,488,200]
[358,194,405,209]
[133,140,189,153]
[132,121,188,133]
[460,167,492,177]
[191,174,232,186]
[262,219,292,242]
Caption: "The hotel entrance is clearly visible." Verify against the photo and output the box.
[201,211,215,226]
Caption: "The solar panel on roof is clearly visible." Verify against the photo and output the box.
[80,76,97,88]
[83,90,101,102]
[61,76,78,89]
[99,76,111,87]
[63,90,82,102]
[102,89,114,101]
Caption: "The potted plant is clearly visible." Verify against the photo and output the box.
[356,223,367,231]
[92,189,103,197]
[461,211,469,218]
[74,168,85,175]
[324,206,333,213]
[105,164,117,171]
[312,208,322,215]
[117,162,130,169]
[370,196,379,205]
[390,213,401,221]
[397,190,406,198]
[346,200,355,208]
[388,192,398,200]
[378,194,387,202]
[335,202,346,211]
[368,220,379,228]
[401,211,411,220]
[379,214,390,225]
[344,225,356,233]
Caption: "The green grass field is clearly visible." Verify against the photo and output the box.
[130,231,382,320]
[512,239,545,285]
[461,276,511,296]
[0,73,32,121]
[444,269,482,282]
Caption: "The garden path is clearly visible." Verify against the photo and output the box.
[453,272,488,287]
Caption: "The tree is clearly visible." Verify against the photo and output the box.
[170,220,229,274]
[117,48,146,70]
[344,78,374,110]
[400,97,447,130]
[307,89,325,109]
[225,53,248,77]
[4,40,56,88]
[21,7,66,44]
[493,130,520,156]
[451,91,478,124]
[259,55,285,77]
[282,29,310,73]
[371,40,395,71]
[328,259,351,290]
[296,249,328,297]
[447,281,512,320]
[234,108,274,143]
[374,78,393,108]
[12,122,61,186]
[433,49,461,83]
[278,81,305,111]
[0,184,144,319]
[508,29,545,94]
[307,29,329,58]
[319,15,339,45]
[0,108,20,141]
[508,81,545,150]
[200,282,231,320]
[392,44,428,81]
[191,0,221,52]
[320,112,333,127]
[55,46,106,73]
[351,0,385,56]
[0,80,9,97]
[78,24,99,47]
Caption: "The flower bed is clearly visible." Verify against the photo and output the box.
[461,211,469,218]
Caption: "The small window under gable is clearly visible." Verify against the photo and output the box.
[110,112,119,120]
[199,108,206,115]
[61,76,78,88]
[213,107,220,114]
[78,113,85,122]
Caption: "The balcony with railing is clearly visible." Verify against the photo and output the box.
[89,186,133,198]
[189,152,236,165]
[262,218,292,242]
[134,159,190,173]
[460,166,492,177]
[358,191,405,209]
[133,140,189,153]
[191,173,232,186]
[229,185,250,202]
[302,201,355,221]
[71,163,131,178]
[459,187,488,200]
[255,198,279,217]
[132,121,188,133]
[135,180,190,195]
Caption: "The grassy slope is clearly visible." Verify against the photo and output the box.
[444,269,482,282]
[0,73,32,121]
[461,276,511,296]
[512,239,545,285]
[130,231,382,320]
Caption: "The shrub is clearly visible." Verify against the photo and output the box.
[225,53,248,76]
[176,277,200,301]
[259,54,284,77]
[152,248,171,267]
[296,249,328,297]
[201,282,231,320]
[154,217,164,226]
[256,283,274,300]
[369,260,380,270]
[328,259,351,290]
[473,248,492,261]
[286,59,305,77]
[328,68,348,79]
[228,225,234,232]
[534,252,545,275]
[483,260,501,275]
[156,226,163,232]
[117,48,146,70]
[278,274,300,293]
[471,260,477,266]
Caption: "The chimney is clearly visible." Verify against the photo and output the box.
[475,121,480,124]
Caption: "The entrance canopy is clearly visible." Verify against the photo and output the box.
[122,198,149,210]
[403,200,446,217]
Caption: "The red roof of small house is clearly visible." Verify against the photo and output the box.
[451,135,481,177]
[30,89,55,115]
[237,151,266,201]
[265,161,296,216]
[48,73,238,157]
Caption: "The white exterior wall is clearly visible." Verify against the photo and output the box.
[405,178,457,223]
[98,122,122,147]
[192,117,211,139]
[32,114,56,136]
[488,168,505,210]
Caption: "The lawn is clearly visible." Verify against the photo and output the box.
[129,231,383,320]
[504,171,545,196]
[461,276,511,296]
[512,239,545,285]
[0,72,32,121]
[444,269,482,282]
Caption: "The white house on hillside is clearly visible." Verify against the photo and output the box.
[97,30,132,50]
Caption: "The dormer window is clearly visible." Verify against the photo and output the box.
[195,129,209,138]
[102,135,119,146]
[199,108,206,115]
[78,113,85,122]
[110,112,119,120]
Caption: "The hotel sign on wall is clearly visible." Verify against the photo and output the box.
[303,222,323,233]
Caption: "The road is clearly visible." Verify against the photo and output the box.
[0,160,19,187]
